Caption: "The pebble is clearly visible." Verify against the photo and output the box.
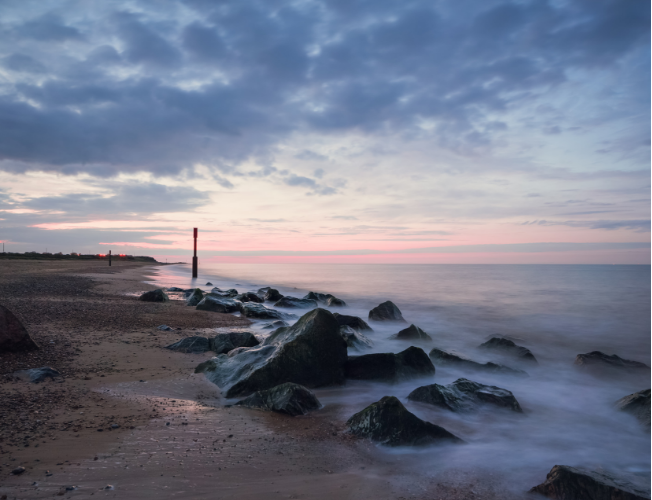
[11,466,25,475]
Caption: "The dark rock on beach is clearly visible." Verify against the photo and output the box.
[234,382,321,416]
[167,287,185,292]
[211,331,260,355]
[0,304,39,353]
[195,308,347,397]
[186,288,204,306]
[211,287,238,298]
[262,320,289,330]
[574,351,650,372]
[205,282,213,286]
[196,295,241,314]
[262,289,283,302]
[240,302,294,320]
[340,325,373,350]
[391,324,432,341]
[346,396,462,446]
[326,296,346,307]
[369,301,406,322]
[408,378,523,413]
[529,465,650,500]
[479,337,538,364]
[235,292,264,303]
[13,366,61,383]
[166,336,211,353]
[615,389,651,432]
[345,346,435,383]
[304,292,347,307]
[429,348,529,377]
[274,296,318,309]
[333,313,373,332]
[138,289,169,302]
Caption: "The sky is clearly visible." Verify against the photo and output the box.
[0,0,649,264]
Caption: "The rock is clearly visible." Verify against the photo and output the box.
[240,302,294,320]
[157,325,173,331]
[345,346,435,383]
[262,320,289,330]
[333,313,373,332]
[196,308,347,397]
[479,337,538,364]
[165,336,211,353]
[264,288,284,302]
[304,291,333,302]
[346,396,462,446]
[205,282,213,286]
[408,378,523,413]
[139,289,169,302]
[391,324,432,341]
[326,296,346,307]
[196,295,241,313]
[429,348,529,377]
[0,304,39,353]
[211,288,238,297]
[13,367,61,383]
[340,325,373,350]
[11,466,25,475]
[257,287,271,294]
[368,301,406,322]
[234,382,321,416]
[235,292,264,303]
[211,331,260,355]
[274,296,318,309]
[186,288,204,306]
[615,389,650,431]
[574,351,649,371]
[529,465,650,500]
[167,287,184,292]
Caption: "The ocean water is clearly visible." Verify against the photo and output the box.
[150,263,651,491]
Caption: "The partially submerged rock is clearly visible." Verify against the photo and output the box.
[391,324,432,341]
[340,325,373,350]
[333,313,373,332]
[326,296,346,307]
[166,336,211,353]
[196,308,347,397]
[274,296,318,309]
[235,292,264,303]
[264,289,284,302]
[479,337,538,364]
[346,396,462,446]
[529,465,650,500]
[13,366,61,383]
[167,287,184,292]
[211,288,238,298]
[574,351,649,371]
[0,304,39,353]
[615,389,650,432]
[139,289,169,302]
[429,348,528,377]
[368,301,406,322]
[186,288,204,306]
[212,331,260,355]
[196,295,241,314]
[262,320,289,330]
[234,382,321,416]
[408,378,523,413]
[345,346,435,383]
[240,302,294,320]
[304,292,347,307]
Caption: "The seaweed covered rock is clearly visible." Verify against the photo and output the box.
[186,288,204,306]
[240,302,294,320]
[479,337,538,364]
[235,292,264,303]
[13,366,61,383]
[274,296,318,309]
[408,378,523,413]
[0,305,39,353]
[574,351,649,372]
[429,348,528,377]
[212,331,260,355]
[340,325,373,351]
[333,313,373,332]
[391,324,432,341]
[369,301,406,322]
[345,346,435,383]
[234,382,321,416]
[196,295,241,313]
[529,465,650,500]
[166,336,211,353]
[346,396,462,446]
[139,289,169,302]
[195,308,347,397]
[615,389,651,432]
[264,289,284,302]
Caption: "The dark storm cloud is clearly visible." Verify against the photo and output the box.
[0,0,648,177]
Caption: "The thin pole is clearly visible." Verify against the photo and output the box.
[192,228,198,278]
[109,249,112,266]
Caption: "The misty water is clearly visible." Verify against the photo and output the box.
[151,263,651,491]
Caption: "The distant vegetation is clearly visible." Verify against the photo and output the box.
[0,251,157,262]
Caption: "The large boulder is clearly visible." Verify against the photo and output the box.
[234,382,321,416]
[0,305,39,353]
[195,308,347,397]
[391,324,432,341]
[165,336,211,353]
[333,313,373,332]
[479,337,538,364]
[274,296,318,309]
[212,331,260,355]
[408,378,523,413]
[264,289,284,302]
[529,465,650,500]
[346,396,462,446]
[340,325,373,351]
[196,295,241,313]
[368,301,406,322]
[429,348,528,377]
[574,351,650,372]
[186,288,204,306]
[615,389,650,432]
[239,302,294,320]
[13,366,61,383]
[235,292,264,303]
[139,289,169,302]
[345,346,435,383]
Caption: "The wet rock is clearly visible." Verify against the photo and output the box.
[304,291,333,302]
[529,465,650,500]
[429,348,529,377]
[240,302,294,320]
[196,295,241,313]
[157,325,173,331]
[333,313,373,332]
[257,286,271,294]
[196,308,347,397]
[326,296,346,307]
[615,389,651,431]
[13,367,61,383]
[345,346,435,383]
[206,282,213,286]
[574,351,649,371]
[408,378,523,413]
[139,289,169,302]
[165,336,211,353]
[274,296,318,309]
[11,466,26,475]
[167,287,184,292]
[262,320,289,330]
[264,288,284,302]
[212,331,260,355]
[211,288,238,297]
[340,325,373,350]
[391,324,432,341]
[346,396,462,446]
[234,382,321,416]
[479,337,538,364]
[368,301,406,322]
[186,288,204,306]
[0,304,39,353]
[235,292,264,303]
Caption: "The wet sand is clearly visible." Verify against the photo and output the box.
[0,260,522,499]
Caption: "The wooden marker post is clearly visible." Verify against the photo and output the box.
[192,228,198,278]
[109,250,112,266]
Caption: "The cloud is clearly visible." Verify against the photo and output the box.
[520,219,650,233]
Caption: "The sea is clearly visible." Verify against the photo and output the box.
[149,263,651,492]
